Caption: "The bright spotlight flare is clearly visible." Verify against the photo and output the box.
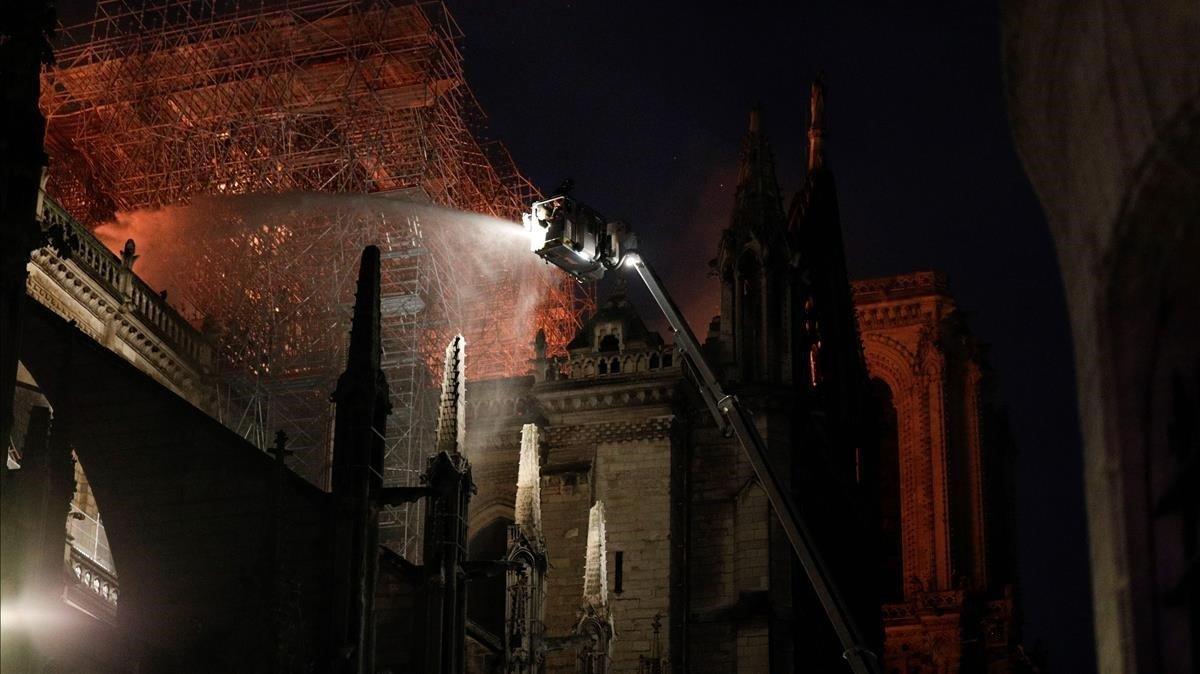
[523,195,634,282]
[523,192,881,674]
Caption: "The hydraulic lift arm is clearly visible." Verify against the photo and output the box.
[624,253,880,674]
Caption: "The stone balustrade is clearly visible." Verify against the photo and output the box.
[65,543,119,621]
[566,345,679,380]
[28,193,215,411]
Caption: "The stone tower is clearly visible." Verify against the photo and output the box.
[854,272,1020,671]
[706,79,881,671]
[716,105,790,383]
[780,75,883,671]
[788,75,873,423]
[461,80,934,673]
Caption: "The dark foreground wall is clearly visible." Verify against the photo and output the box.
[19,298,335,671]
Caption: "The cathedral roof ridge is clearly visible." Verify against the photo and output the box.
[565,282,663,352]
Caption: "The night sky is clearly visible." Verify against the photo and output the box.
[443,1,1095,670]
[49,0,1097,669]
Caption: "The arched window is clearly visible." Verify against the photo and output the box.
[737,252,763,379]
[468,517,514,639]
[872,378,904,601]
[598,359,608,375]
[598,334,620,353]
[649,353,660,369]
[610,358,621,374]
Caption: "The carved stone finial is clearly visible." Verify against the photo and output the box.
[434,334,467,456]
[269,430,292,462]
[576,504,615,668]
[343,245,382,375]
[121,238,138,269]
[514,423,543,542]
[582,501,608,607]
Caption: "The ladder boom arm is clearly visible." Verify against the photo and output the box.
[626,253,880,674]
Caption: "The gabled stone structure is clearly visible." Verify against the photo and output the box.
[467,292,682,672]
[704,77,882,673]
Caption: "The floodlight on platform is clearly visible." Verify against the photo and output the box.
[523,195,633,282]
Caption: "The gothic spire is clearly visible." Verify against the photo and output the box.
[329,246,391,673]
[582,501,608,608]
[728,104,786,243]
[514,423,543,542]
[807,73,827,172]
[788,73,871,399]
[434,334,466,456]
[344,245,382,374]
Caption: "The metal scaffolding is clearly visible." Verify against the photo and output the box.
[40,0,592,557]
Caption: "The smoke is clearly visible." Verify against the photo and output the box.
[93,204,202,301]
[91,192,561,379]
[94,192,529,294]
[651,165,733,337]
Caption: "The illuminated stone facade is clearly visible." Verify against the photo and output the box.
[465,298,684,674]
[854,271,1019,672]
